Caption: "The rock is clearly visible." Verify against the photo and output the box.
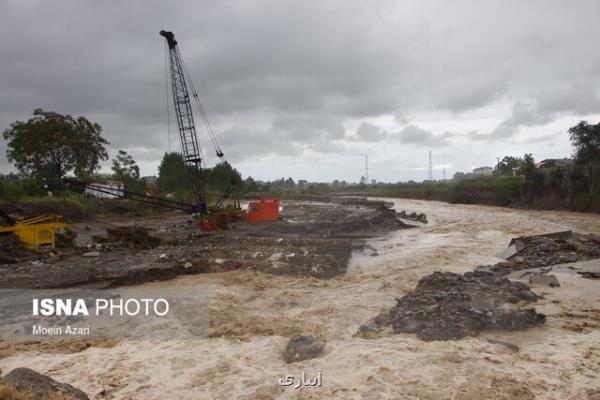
[283,335,326,364]
[398,210,428,224]
[183,262,192,269]
[529,274,560,287]
[82,251,100,257]
[486,337,520,352]
[1,367,89,399]
[158,253,168,261]
[214,258,225,264]
[578,271,600,279]
[268,252,284,262]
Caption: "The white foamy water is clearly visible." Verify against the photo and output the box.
[2,198,600,399]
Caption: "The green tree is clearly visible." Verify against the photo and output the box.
[2,109,108,183]
[204,161,242,192]
[157,152,189,193]
[111,150,143,191]
[243,176,259,192]
[452,171,467,180]
[498,156,524,176]
[112,150,140,180]
[569,121,600,193]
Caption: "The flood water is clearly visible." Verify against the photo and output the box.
[2,198,600,399]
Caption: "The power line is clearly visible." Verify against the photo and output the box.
[428,150,433,180]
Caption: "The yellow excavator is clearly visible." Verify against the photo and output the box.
[0,208,68,251]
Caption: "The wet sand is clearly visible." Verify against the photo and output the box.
[1,198,600,399]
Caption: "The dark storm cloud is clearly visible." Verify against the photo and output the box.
[349,122,388,142]
[392,125,454,148]
[1,0,600,177]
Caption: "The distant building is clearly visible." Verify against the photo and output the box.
[536,158,574,169]
[298,179,308,187]
[473,167,493,177]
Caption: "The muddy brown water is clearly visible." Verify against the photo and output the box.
[1,199,600,399]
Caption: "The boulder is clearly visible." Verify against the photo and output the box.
[529,274,560,288]
[283,335,326,364]
[1,368,89,400]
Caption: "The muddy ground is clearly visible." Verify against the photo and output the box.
[2,198,600,399]
[0,200,411,288]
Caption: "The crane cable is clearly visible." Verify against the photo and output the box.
[177,48,225,159]
[164,41,171,153]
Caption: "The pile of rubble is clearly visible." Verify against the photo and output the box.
[0,234,38,265]
[359,271,545,341]
[475,231,600,278]
[506,231,600,268]
[92,226,161,250]
[398,210,428,224]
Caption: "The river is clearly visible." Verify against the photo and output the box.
[2,198,600,399]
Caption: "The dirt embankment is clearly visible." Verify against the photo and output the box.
[475,231,600,277]
[0,201,411,289]
[0,198,172,223]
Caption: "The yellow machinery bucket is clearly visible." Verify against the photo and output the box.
[0,214,69,252]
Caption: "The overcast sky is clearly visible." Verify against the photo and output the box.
[1,0,599,183]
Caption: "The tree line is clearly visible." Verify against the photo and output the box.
[2,108,600,211]
[0,109,243,200]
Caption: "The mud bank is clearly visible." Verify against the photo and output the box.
[0,201,411,288]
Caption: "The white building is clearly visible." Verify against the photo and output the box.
[473,167,493,177]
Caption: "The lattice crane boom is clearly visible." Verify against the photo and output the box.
[160,30,208,215]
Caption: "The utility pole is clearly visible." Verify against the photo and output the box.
[428,150,433,181]
[365,155,369,184]
[443,168,446,182]
[496,156,500,176]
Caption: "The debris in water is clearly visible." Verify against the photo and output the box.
[529,273,560,287]
[578,271,600,279]
[505,231,600,269]
[485,337,520,352]
[359,271,545,341]
[398,210,428,224]
[283,335,326,364]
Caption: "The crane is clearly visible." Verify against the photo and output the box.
[160,29,210,214]
[160,29,250,229]
[63,31,279,231]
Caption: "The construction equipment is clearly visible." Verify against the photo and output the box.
[0,212,69,251]
[247,198,280,222]
[160,29,271,229]
[65,30,279,231]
